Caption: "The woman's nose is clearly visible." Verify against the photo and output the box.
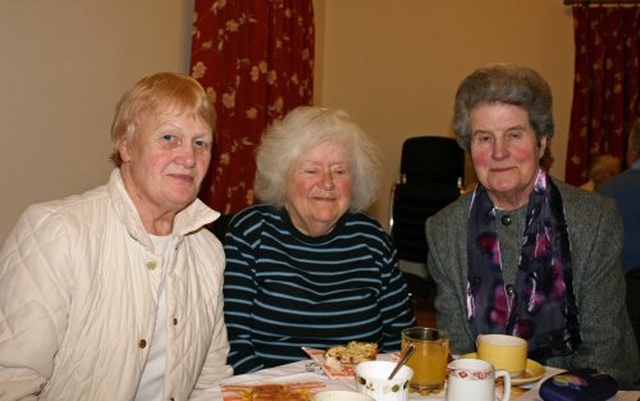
[320,171,335,188]
[177,144,197,167]
[492,138,509,159]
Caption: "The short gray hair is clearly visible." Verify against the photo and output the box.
[254,106,381,211]
[452,63,554,152]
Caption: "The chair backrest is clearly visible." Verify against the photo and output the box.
[390,136,465,263]
[400,136,465,186]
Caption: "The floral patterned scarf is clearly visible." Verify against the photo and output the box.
[467,169,582,361]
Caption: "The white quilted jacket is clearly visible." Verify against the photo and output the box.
[0,169,233,400]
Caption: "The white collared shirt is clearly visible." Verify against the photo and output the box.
[135,234,172,401]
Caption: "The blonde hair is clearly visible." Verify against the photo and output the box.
[110,72,215,166]
[588,154,621,186]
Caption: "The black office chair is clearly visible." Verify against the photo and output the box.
[389,136,465,302]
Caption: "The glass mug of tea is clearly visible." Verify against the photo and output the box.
[401,327,450,392]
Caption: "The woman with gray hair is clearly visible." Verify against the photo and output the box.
[426,64,640,388]
[223,106,416,374]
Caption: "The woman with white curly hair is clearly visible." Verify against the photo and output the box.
[222,106,416,374]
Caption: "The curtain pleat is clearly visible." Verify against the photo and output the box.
[565,5,640,185]
[190,0,314,214]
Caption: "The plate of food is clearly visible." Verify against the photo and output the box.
[221,382,326,401]
[302,341,379,379]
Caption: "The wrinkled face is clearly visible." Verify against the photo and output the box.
[117,108,213,217]
[284,140,353,236]
[470,103,546,209]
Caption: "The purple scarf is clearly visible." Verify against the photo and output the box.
[467,170,581,361]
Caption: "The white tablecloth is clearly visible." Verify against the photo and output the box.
[191,359,640,401]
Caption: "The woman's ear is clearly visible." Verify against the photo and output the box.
[538,136,548,159]
[117,136,132,163]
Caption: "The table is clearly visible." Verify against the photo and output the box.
[191,359,640,401]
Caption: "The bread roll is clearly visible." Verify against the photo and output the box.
[324,341,378,367]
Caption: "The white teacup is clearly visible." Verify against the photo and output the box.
[446,358,511,401]
[313,390,374,401]
[354,360,413,401]
[476,334,528,377]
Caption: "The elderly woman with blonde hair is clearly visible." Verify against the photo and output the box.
[223,106,416,374]
[0,72,232,400]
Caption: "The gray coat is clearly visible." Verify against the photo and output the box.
[426,178,640,389]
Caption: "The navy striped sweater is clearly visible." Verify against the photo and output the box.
[223,204,416,374]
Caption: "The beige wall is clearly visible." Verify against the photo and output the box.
[0,0,194,243]
[0,1,574,243]
[314,0,575,227]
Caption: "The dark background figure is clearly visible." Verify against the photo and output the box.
[598,118,640,360]
[598,118,640,275]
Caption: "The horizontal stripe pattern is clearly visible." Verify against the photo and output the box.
[223,204,416,374]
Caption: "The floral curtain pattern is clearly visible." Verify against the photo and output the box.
[190,0,314,214]
[565,5,640,185]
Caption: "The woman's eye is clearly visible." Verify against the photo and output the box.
[194,139,210,150]
[162,134,176,143]
[507,130,523,140]
[473,134,491,144]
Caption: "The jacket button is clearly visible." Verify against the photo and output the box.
[173,318,178,325]
[506,284,515,296]
[146,261,158,270]
[139,339,147,348]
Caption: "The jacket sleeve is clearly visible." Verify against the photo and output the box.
[190,231,233,393]
[554,198,640,389]
[426,210,476,355]
[192,288,233,392]
[0,205,74,400]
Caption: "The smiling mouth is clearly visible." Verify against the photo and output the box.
[169,173,195,182]
[311,196,337,201]
[491,167,515,173]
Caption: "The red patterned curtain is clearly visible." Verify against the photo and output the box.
[190,0,314,214]
[565,5,640,185]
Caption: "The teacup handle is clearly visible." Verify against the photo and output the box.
[495,369,511,401]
